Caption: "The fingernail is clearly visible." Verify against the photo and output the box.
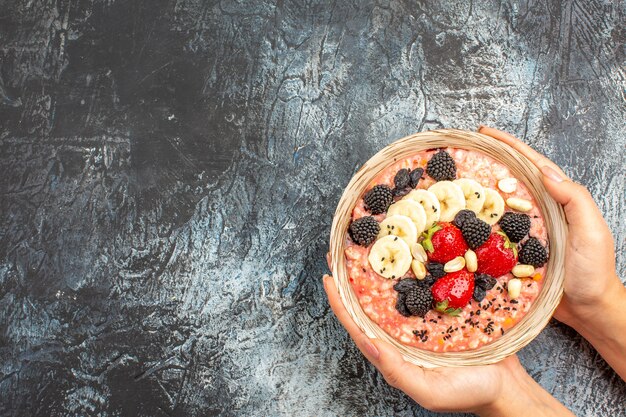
[364,338,380,360]
[478,124,486,131]
[541,165,563,183]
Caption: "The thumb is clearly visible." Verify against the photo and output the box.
[540,166,605,229]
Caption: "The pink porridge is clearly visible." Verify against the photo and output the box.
[345,148,549,352]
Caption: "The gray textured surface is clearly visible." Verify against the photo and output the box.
[1,0,625,416]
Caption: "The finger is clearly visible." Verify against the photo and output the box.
[323,275,380,360]
[540,166,609,231]
[478,125,569,179]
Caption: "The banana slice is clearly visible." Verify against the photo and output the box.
[427,181,466,222]
[387,200,427,234]
[477,188,505,225]
[377,215,418,246]
[453,178,486,214]
[402,189,441,230]
[368,235,412,279]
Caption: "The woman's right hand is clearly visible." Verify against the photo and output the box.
[479,126,626,380]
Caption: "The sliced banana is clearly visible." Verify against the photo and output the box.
[403,189,441,229]
[377,215,418,246]
[427,181,466,222]
[387,200,427,234]
[453,178,486,214]
[368,235,412,279]
[477,188,505,225]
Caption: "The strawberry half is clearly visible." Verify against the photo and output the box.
[431,269,475,314]
[422,223,468,263]
[475,232,518,277]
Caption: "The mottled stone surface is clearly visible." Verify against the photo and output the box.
[1,1,625,416]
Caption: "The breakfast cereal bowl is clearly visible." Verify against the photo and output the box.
[328,129,566,367]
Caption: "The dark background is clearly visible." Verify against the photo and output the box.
[1,1,625,416]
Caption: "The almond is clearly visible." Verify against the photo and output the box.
[464,249,478,272]
[506,197,533,212]
[507,278,522,299]
[512,264,535,278]
[411,259,427,279]
[443,256,466,273]
[498,177,518,193]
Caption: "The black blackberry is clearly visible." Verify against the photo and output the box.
[364,185,393,214]
[460,217,491,249]
[348,216,380,246]
[475,273,497,291]
[394,168,410,189]
[426,150,456,181]
[393,278,419,293]
[453,209,477,229]
[473,286,487,302]
[426,262,446,279]
[409,167,424,188]
[405,284,433,317]
[518,237,548,267]
[499,212,531,243]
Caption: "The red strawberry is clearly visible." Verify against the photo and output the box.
[431,269,475,313]
[422,223,468,263]
[475,232,518,277]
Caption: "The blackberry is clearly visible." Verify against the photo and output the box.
[348,216,380,246]
[453,209,477,229]
[518,237,548,267]
[393,278,419,293]
[499,212,531,243]
[364,185,393,214]
[473,286,487,302]
[426,150,457,181]
[409,167,424,188]
[460,217,491,249]
[394,168,410,189]
[405,284,433,317]
[426,262,446,279]
[475,273,497,291]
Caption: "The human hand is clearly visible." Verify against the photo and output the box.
[477,126,623,329]
[322,274,574,416]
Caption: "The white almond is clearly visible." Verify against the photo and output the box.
[506,197,533,212]
[464,249,478,272]
[411,259,427,279]
[512,264,535,278]
[411,242,427,263]
[444,256,465,273]
[507,278,522,299]
[498,177,518,193]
